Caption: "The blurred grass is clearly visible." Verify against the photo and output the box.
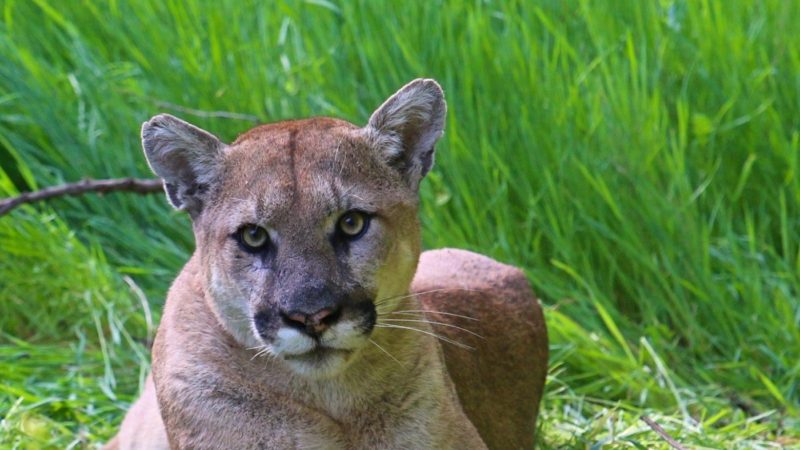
[0,0,799,448]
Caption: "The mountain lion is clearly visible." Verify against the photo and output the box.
[105,79,548,449]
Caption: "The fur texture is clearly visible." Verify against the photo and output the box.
[105,79,547,449]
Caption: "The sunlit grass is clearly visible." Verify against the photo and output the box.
[1,0,798,447]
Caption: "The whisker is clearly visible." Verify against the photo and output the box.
[374,296,444,314]
[375,324,474,350]
[248,345,273,361]
[385,309,479,322]
[256,347,274,360]
[368,338,404,368]
[373,287,482,307]
[379,318,484,339]
[377,288,472,303]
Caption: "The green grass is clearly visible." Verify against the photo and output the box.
[1,0,799,448]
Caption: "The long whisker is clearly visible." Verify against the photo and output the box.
[375,324,474,350]
[379,318,484,339]
[375,288,478,304]
[374,295,449,314]
[385,309,479,322]
[374,288,482,307]
[248,345,273,361]
[368,338,404,368]
[375,294,427,306]
[252,348,268,360]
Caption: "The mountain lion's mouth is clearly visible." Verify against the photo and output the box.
[283,346,351,361]
[281,345,355,378]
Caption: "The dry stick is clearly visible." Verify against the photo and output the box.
[0,178,162,217]
[640,415,687,450]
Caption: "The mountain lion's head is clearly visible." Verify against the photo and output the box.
[142,79,446,378]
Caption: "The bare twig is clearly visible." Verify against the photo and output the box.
[640,415,687,450]
[0,178,162,217]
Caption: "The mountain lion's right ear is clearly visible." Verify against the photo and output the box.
[141,114,226,216]
[365,79,446,191]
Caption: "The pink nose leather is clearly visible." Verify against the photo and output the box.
[287,308,335,334]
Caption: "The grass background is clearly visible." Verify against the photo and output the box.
[1,0,799,448]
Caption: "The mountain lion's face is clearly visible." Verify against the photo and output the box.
[142,80,446,378]
[198,119,421,377]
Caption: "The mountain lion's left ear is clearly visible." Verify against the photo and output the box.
[141,114,227,217]
[365,78,447,190]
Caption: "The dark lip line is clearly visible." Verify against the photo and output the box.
[283,346,350,360]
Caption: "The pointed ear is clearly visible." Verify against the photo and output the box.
[141,114,226,216]
[365,79,447,190]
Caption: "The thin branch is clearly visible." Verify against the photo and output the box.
[640,415,687,450]
[0,178,163,217]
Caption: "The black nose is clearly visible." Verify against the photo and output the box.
[280,306,342,337]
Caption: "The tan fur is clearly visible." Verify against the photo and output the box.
[414,249,548,450]
[105,80,547,449]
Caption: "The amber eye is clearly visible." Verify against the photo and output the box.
[337,211,368,238]
[239,225,270,250]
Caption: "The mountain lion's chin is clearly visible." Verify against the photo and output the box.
[282,347,355,379]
